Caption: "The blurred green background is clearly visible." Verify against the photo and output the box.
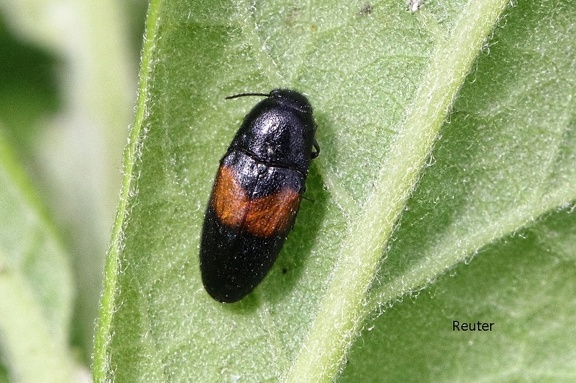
[0,0,147,374]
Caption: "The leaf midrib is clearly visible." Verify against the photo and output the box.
[284,1,511,382]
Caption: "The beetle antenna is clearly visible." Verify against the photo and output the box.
[225,92,270,100]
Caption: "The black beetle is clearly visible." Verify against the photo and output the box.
[200,89,319,303]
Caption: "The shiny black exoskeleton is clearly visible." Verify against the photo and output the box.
[200,89,319,303]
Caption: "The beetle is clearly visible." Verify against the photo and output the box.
[199,89,319,303]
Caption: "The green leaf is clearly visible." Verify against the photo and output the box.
[95,0,576,382]
[0,130,75,383]
[342,207,576,382]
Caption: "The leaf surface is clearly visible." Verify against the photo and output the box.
[95,0,576,381]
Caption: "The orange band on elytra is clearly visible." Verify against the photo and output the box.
[212,166,301,237]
